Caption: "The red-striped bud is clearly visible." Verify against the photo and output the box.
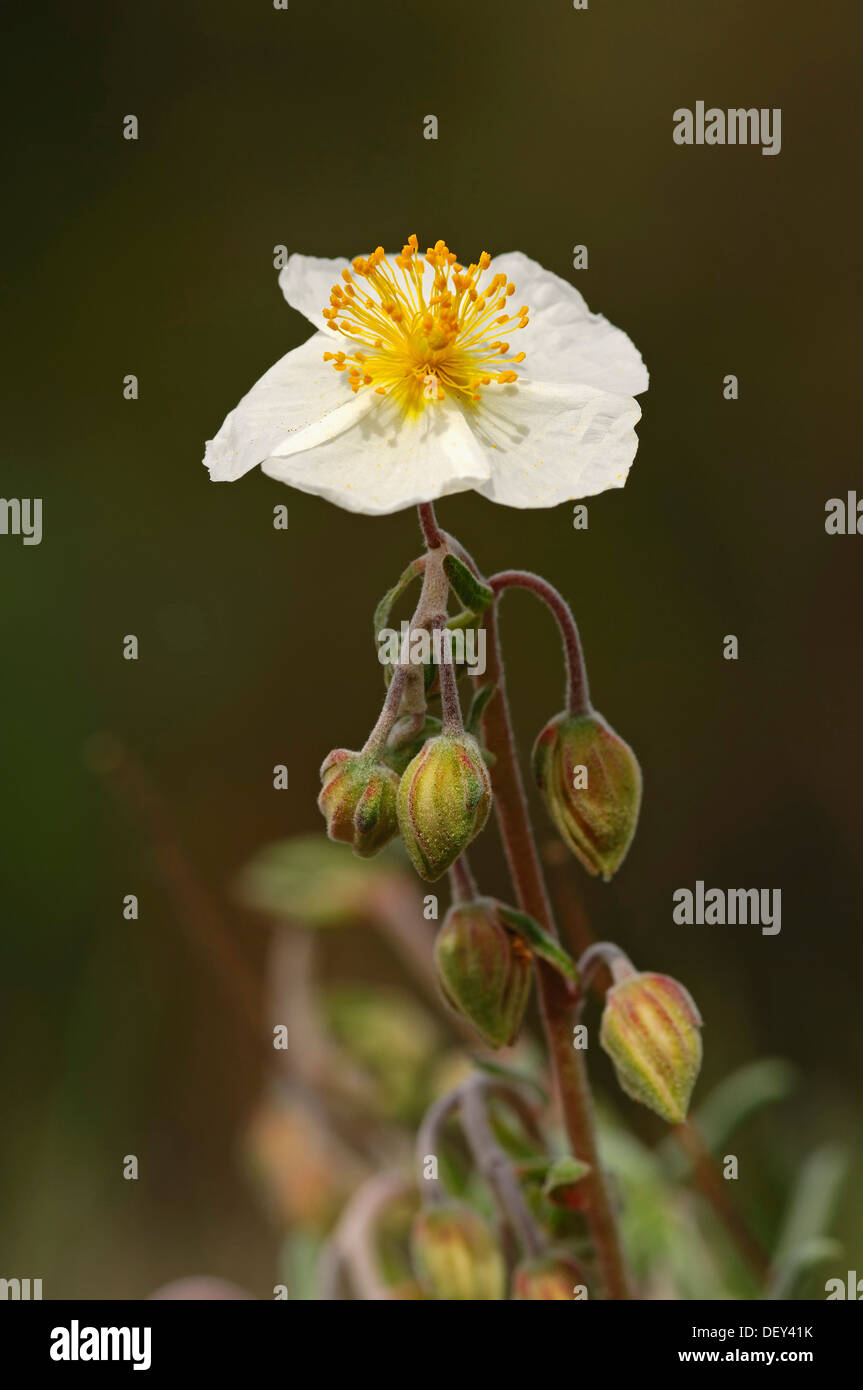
[396,733,492,881]
[434,899,533,1048]
[318,749,399,857]
[511,1255,586,1300]
[411,1201,505,1301]
[533,710,641,880]
[600,971,703,1125]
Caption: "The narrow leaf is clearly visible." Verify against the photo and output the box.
[542,1155,592,1210]
[373,558,424,641]
[496,905,578,983]
[443,553,494,613]
[465,683,497,735]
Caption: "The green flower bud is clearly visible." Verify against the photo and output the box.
[532,710,641,880]
[600,971,703,1125]
[511,1255,585,1301]
[434,898,533,1048]
[383,714,443,776]
[396,733,492,882]
[318,749,400,858]
[411,1201,505,1301]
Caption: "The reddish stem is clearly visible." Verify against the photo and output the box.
[425,506,632,1299]
[490,570,591,716]
[418,501,444,550]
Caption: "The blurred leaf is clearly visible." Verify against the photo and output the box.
[322,985,440,1122]
[662,1060,797,1172]
[542,1156,592,1209]
[599,1115,735,1299]
[766,1145,848,1299]
[470,1055,548,1104]
[236,835,407,927]
[767,1236,842,1301]
[277,1229,325,1301]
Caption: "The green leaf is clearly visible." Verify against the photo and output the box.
[470,1056,548,1104]
[496,905,578,984]
[235,835,406,927]
[542,1155,592,1209]
[445,608,475,631]
[465,683,497,735]
[690,1059,797,1153]
[767,1237,842,1301]
[373,558,425,638]
[373,559,425,682]
[277,1230,324,1301]
[768,1144,847,1297]
[443,554,494,614]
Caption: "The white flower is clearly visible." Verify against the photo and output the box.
[203,236,648,515]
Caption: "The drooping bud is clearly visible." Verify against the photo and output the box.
[532,710,641,880]
[434,898,533,1048]
[411,1201,505,1301]
[318,749,400,858]
[511,1255,585,1301]
[396,733,492,881]
[600,971,703,1125]
[383,714,443,776]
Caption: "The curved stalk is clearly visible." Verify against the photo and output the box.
[490,569,591,716]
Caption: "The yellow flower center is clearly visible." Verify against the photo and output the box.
[321,235,529,415]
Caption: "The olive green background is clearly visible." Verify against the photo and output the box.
[2,0,861,1296]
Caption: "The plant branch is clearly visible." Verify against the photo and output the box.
[460,1076,546,1257]
[673,1121,771,1282]
[417,505,632,1299]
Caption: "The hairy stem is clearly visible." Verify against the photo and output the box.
[578,941,637,993]
[490,569,591,716]
[418,501,444,550]
[321,1170,412,1300]
[482,605,631,1298]
[423,504,632,1299]
[674,1121,771,1282]
[448,852,478,903]
[551,867,771,1288]
[460,1077,546,1257]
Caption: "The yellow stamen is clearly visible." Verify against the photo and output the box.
[320,236,528,414]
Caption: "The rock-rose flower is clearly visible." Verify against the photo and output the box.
[204,236,647,514]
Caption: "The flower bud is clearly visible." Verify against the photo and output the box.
[383,714,443,777]
[318,749,400,858]
[511,1255,585,1301]
[396,733,492,881]
[411,1202,505,1300]
[532,710,641,880]
[434,898,532,1048]
[600,971,703,1125]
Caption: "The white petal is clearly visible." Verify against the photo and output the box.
[261,393,491,516]
[204,332,357,481]
[464,377,642,510]
[278,254,353,334]
[489,251,648,397]
[279,250,437,335]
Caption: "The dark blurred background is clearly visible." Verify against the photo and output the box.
[1,0,861,1296]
